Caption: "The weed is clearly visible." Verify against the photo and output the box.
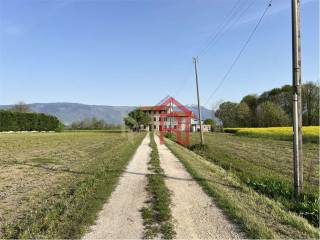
[141,133,175,239]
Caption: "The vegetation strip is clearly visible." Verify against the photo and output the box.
[164,137,319,239]
[0,132,145,239]
[141,133,175,239]
[0,110,63,132]
[170,132,319,227]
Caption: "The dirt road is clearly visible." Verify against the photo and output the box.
[84,133,243,239]
[83,134,150,239]
[155,135,244,239]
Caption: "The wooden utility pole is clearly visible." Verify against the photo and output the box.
[169,100,173,133]
[193,57,204,145]
[291,0,303,197]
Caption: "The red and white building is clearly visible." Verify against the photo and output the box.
[139,97,211,133]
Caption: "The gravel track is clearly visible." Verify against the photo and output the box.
[83,134,150,239]
[83,134,244,239]
[155,135,244,239]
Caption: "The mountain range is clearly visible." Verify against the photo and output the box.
[0,102,215,125]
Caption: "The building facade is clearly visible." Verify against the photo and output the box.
[139,98,211,132]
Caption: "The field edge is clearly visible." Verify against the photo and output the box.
[164,138,319,239]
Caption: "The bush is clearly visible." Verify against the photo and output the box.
[223,128,239,134]
[0,110,63,132]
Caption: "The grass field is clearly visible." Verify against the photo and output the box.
[165,138,319,239]
[187,132,319,226]
[224,126,320,143]
[0,131,145,239]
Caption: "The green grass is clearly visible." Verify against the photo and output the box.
[183,132,319,227]
[141,133,175,239]
[0,131,145,239]
[165,137,319,239]
[224,126,320,143]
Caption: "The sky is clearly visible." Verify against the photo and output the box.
[0,0,318,108]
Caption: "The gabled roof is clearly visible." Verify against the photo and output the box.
[154,96,193,116]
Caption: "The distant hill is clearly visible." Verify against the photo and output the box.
[185,104,216,122]
[0,103,216,125]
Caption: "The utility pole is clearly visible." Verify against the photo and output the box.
[169,100,173,133]
[291,0,303,197]
[193,57,204,145]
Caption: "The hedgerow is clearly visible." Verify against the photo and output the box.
[0,110,63,132]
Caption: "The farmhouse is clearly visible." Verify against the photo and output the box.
[139,97,211,132]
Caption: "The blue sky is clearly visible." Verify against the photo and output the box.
[0,0,318,108]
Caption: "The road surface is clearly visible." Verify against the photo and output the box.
[83,133,243,239]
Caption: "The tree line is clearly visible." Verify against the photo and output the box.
[70,117,122,130]
[0,110,63,131]
[215,82,319,128]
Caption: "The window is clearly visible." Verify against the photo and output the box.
[154,117,157,121]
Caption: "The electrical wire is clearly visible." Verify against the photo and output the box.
[197,0,243,57]
[199,0,258,58]
[203,0,273,106]
[171,0,247,99]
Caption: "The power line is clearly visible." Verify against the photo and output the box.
[203,0,273,106]
[198,0,258,57]
[171,0,247,99]
[197,0,243,57]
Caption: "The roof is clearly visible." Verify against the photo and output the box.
[140,96,197,119]
[166,112,197,118]
[140,106,168,111]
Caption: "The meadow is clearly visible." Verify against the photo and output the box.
[187,132,319,226]
[165,138,319,239]
[224,126,320,143]
[0,131,145,239]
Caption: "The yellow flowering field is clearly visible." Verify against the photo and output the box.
[224,126,320,143]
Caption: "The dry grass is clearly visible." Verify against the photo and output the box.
[0,131,145,238]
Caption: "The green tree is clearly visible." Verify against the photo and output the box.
[256,101,291,127]
[302,82,319,126]
[241,94,258,112]
[236,102,251,127]
[0,110,62,132]
[204,118,213,125]
[124,109,151,131]
[215,102,238,128]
